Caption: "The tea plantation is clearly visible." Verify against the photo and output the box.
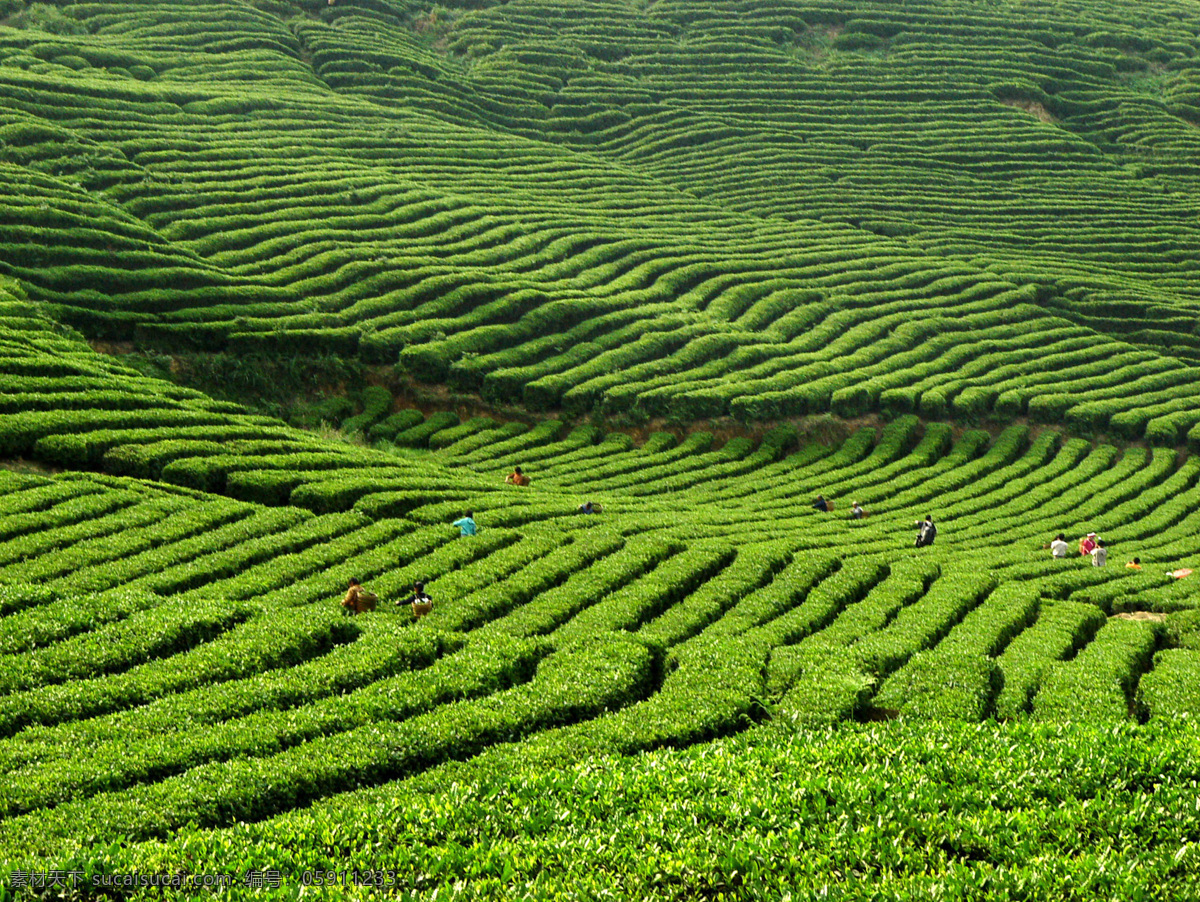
[2,0,1200,898]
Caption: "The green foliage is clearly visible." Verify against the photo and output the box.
[393,410,459,448]
[7,3,87,36]
[3,0,1200,888]
[339,385,393,436]
[0,389,1197,886]
[1138,648,1200,718]
[0,0,1194,442]
[1032,617,1163,721]
[367,407,425,442]
[44,721,1200,900]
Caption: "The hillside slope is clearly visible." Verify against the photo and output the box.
[5,4,1200,894]
[0,297,1199,892]
[0,0,1199,438]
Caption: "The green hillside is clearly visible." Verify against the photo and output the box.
[3,0,1200,898]
[0,287,1197,895]
[1,0,1200,436]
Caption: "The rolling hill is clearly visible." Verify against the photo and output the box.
[1,1,1200,898]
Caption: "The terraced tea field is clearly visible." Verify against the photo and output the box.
[3,0,1200,897]
[1,0,1200,438]
[0,293,1197,894]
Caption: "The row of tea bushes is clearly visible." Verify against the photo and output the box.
[2,1,1200,437]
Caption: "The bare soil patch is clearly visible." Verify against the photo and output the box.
[0,458,61,476]
[1001,98,1056,124]
[1114,611,1166,623]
